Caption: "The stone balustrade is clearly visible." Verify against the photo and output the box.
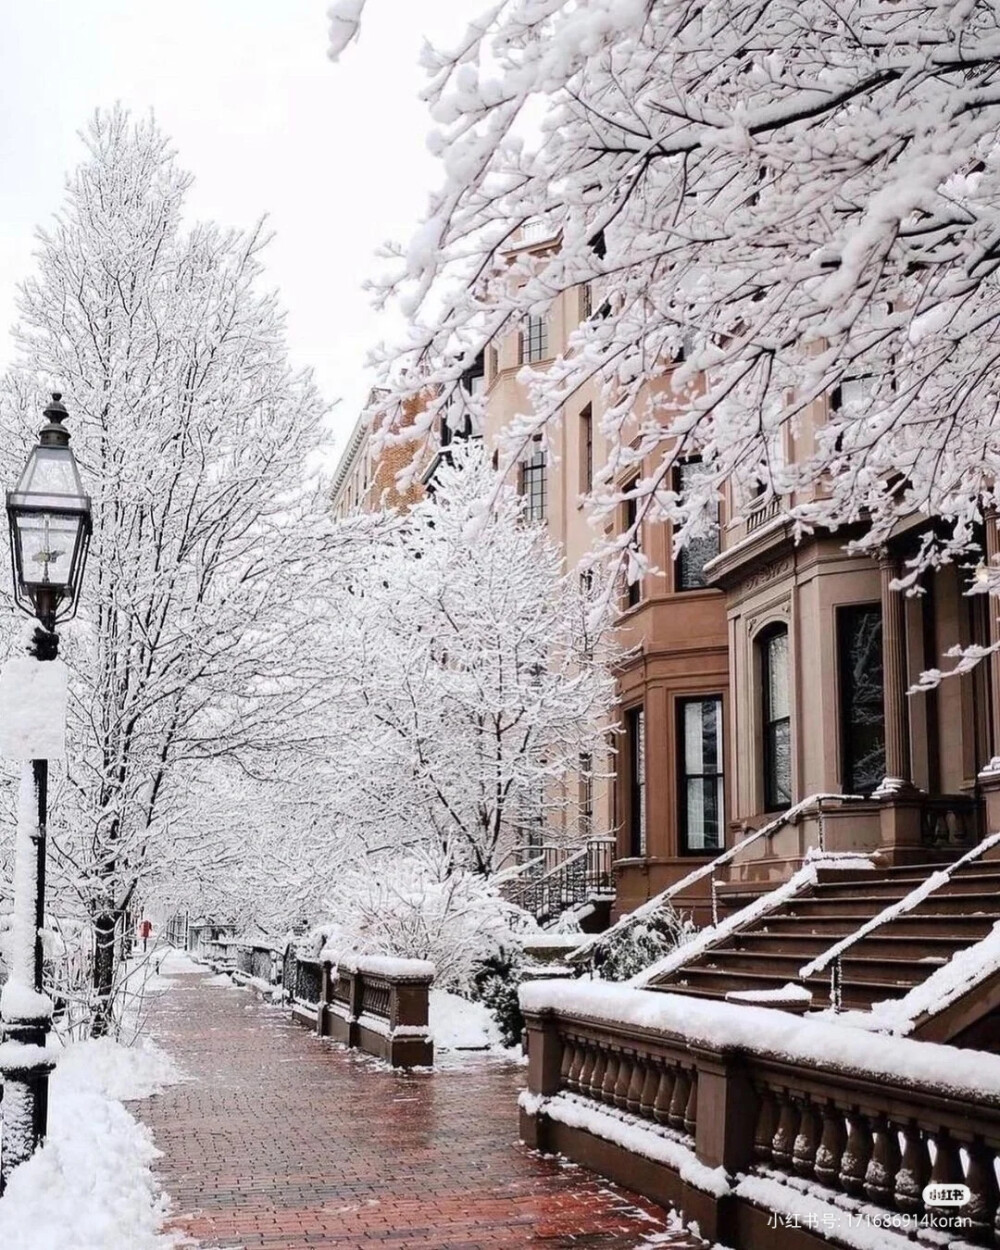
[230,941,283,993]
[521,980,1000,1247]
[287,949,433,1068]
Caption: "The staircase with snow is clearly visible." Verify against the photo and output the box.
[499,836,616,929]
[639,840,1000,1035]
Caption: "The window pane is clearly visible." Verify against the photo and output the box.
[839,605,886,795]
[767,719,792,809]
[680,697,723,852]
[520,447,547,521]
[684,699,720,774]
[765,631,789,720]
[676,461,720,589]
[522,315,549,363]
[628,707,646,856]
[685,778,722,851]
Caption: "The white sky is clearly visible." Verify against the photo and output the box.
[0,1,475,466]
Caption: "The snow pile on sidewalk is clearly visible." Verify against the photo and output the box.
[0,1036,186,1250]
[156,947,203,975]
[430,989,504,1051]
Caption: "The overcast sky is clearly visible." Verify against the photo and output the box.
[0,1,474,466]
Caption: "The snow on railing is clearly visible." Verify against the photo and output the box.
[842,916,1000,1037]
[568,793,864,967]
[520,979,1000,1242]
[502,837,615,922]
[799,829,1000,994]
[285,947,434,1067]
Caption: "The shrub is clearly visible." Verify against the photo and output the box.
[316,853,530,994]
[470,945,525,1047]
[591,903,696,982]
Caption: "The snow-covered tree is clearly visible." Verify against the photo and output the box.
[315,445,618,877]
[334,0,1000,588]
[306,849,531,993]
[0,108,330,1034]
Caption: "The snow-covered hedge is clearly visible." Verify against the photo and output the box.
[309,854,533,993]
[587,901,695,982]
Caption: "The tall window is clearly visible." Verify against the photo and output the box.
[519,442,547,521]
[838,605,885,795]
[624,489,641,608]
[579,282,593,322]
[626,707,646,857]
[579,752,594,838]
[675,460,720,589]
[580,405,593,494]
[679,697,724,853]
[520,315,549,364]
[760,625,792,810]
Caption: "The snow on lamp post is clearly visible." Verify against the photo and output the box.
[0,394,91,1190]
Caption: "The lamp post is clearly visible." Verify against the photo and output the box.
[0,394,91,1188]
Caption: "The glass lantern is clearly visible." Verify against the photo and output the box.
[6,395,92,631]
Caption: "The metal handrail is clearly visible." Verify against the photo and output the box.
[568,792,864,964]
[800,828,1000,989]
[505,836,618,920]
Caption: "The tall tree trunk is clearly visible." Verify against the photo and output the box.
[90,911,118,1038]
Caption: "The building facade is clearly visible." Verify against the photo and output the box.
[332,228,999,925]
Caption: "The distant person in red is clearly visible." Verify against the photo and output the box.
[139,919,153,953]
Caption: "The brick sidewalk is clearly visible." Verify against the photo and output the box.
[137,964,702,1250]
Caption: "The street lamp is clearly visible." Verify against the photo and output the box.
[0,394,91,1189]
[7,393,91,637]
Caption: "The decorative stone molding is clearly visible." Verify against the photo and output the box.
[739,556,793,595]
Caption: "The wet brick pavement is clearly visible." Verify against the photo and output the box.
[137,964,703,1250]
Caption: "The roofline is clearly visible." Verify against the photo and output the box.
[330,413,371,504]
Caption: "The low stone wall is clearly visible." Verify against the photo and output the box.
[289,950,434,1068]
[520,979,1000,1248]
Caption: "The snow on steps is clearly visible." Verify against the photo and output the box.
[637,841,1000,1035]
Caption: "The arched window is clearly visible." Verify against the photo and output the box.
[760,625,791,811]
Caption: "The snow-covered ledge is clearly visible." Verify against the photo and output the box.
[519,979,1000,1248]
[287,948,434,1068]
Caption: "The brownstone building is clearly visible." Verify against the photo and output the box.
[333,225,1000,929]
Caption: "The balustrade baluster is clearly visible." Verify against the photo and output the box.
[772,1093,802,1172]
[613,1051,633,1108]
[683,1073,697,1136]
[589,1045,607,1100]
[895,1122,930,1214]
[668,1068,690,1131]
[840,1113,873,1196]
[602,1050,620,1106]
[931,1131,963,1186]
[814,1104,847,1187]
[626,1056,645,1113]
[559,1036,574,1090]
[963,1141,998,1244]
[638,1060,659,1119]
[753,1089,778,1164]
[864,1115,901,1206]
[566,1039,584,1093]
[578,1041,596,1096]
[653,1065,675,1126]
[793,1099,820,1179]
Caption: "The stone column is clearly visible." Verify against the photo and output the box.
[877,553,913,793]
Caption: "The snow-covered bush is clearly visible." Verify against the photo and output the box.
[590,904,696,983]
[470,946,526,1048]
[315,852,532,993]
